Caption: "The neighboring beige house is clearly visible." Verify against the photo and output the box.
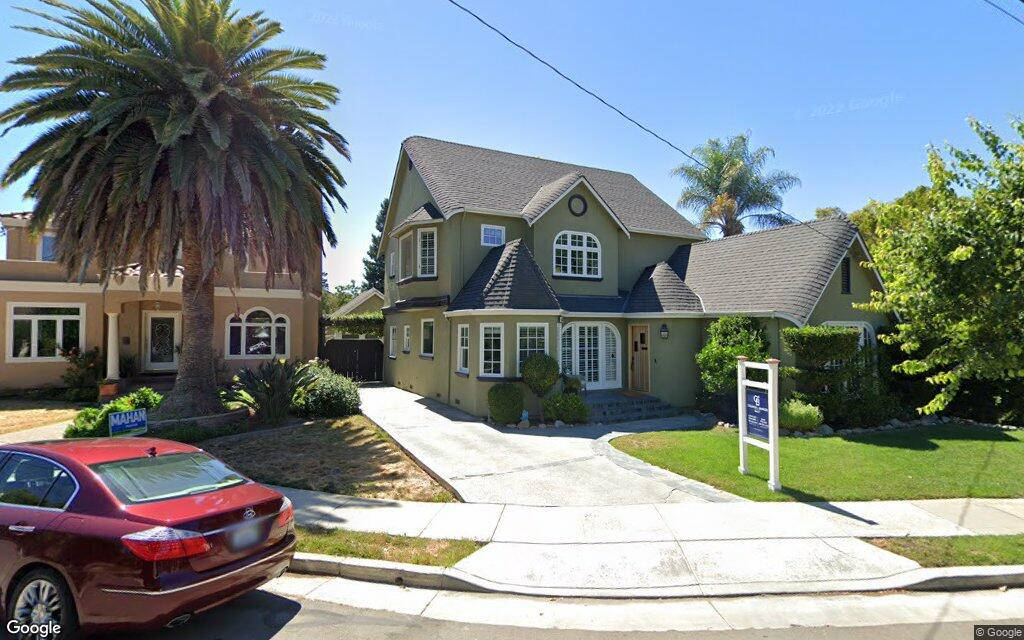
[330,288,384,318]
[0,212,321,392]
[379,136,891,418]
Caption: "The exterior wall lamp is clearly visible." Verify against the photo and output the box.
[659,324,669,339]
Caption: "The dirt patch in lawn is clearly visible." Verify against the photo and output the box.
[0,399,83,435]
[296,526,480,566]
[202,415,454,502]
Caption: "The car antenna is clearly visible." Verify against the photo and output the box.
[147,447,157,457]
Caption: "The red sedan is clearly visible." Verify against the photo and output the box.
[0,438,295,638]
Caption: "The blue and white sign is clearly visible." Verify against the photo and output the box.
[109,408,148,437]
[745,388,770,440]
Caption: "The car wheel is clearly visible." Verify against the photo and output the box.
[6,568,79,640]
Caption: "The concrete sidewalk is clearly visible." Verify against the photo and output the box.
[359,385,732,505]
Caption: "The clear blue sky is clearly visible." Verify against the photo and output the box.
[0,0,1020,288]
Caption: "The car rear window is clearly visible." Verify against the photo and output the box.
[90,453,247,504]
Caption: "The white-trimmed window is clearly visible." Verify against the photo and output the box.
[7,303,85,362]
[399,233,414,280]
[456,324,470,373]
[480,323,503,377]
[823,321,876,348]
[403,325,411,352]
[36,234,57,262]
[388,325,397,358]
[516,323,548,376]
[553,231,600,278]
[226,308,289,358]
[421,319,434,356]
[481,224,505,247]
[389,250,397,278]
[418,228,436,277]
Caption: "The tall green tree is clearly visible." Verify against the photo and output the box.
[845,186,933,252]
[362,198,388,291]
[0,0,348,418]
[860,118,1024,415]
[672,133,801,236]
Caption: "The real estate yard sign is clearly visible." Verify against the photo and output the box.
[109,408,148,437]
[736,357,781,491]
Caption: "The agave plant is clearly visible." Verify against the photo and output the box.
[0,0,348,418]
[228,359,317,426]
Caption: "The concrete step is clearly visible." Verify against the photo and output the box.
[583,392,678,424]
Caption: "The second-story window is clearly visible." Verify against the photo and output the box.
[481,224,505,247]
[400,233,414,280]
[38,234,57,261]
[553,231,600,278]
[389,250,397,278]
[418,228,436,277]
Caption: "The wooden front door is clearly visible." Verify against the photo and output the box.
[629,324,650,392]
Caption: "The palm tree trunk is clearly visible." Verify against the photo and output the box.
[153,240,223,419]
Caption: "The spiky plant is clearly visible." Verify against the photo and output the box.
[0,0,348,418]
[672,133,800,236]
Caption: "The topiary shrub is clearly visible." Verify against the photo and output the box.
[779,398,823,432]
[64,387,164,438]
[487,382,524,425]
[542,392,589,424]
[695,316,770,418]
[523,353,559,398]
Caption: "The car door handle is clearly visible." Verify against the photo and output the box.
[9,525,35,534]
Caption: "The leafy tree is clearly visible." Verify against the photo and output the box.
[362,198,388,291]
[0,0,348,418]
[814,206,845,219]
[321,279,361,315]
[673,133,801,236]
[859,118,1024,414]
[845,186,933,252]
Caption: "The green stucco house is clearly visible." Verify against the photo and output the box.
[379,136,889,419]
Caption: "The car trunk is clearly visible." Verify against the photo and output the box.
[123,482,287,572]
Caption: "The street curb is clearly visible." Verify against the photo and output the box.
[288,553,1024,599]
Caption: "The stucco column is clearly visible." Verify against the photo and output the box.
[105,312,120,380]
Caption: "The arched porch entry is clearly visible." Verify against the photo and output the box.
[559,321,621,390]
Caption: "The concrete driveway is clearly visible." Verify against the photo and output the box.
[360,386,734,506]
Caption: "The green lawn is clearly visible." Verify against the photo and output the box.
[296,526,481,567]
[867,535,1024,567]
[612,424,1024,502]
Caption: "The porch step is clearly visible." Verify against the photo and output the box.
[582,391,678,424]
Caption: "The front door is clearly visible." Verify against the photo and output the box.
[629,324,650,392]
[143,311,180,372]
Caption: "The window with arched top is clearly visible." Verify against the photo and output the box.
[553,231,601,278]
[226,308,289,358]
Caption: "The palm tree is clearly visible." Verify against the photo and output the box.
[672,134,800,236]
[0,0,348,418]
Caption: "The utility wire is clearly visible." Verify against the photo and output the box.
[979,0,1024,28]
[442,0,843,243]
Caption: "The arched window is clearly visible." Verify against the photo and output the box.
[559,322,620,390]
[553,231,600,278]
[227,308,289,358]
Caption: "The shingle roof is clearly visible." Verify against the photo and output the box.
[557,294,629,313]
[390,202,443,236]
[402,136,704,238]
[0,212,32,220]
[627,216,860,323]
[449,239,560,311]
[520,171,584,222]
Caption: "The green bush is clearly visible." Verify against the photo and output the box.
[64,387,163,438]
[228,359,317,426]
[781,326,861,368]
[324,311,384,339]
[61,347,103,402]
[542,392,589,424]
[561,374,582,395]
[295,367,361,419]
[522,353,559,398]
[779,398,823,432]
[696,316,770,417]
[487,382,524,424]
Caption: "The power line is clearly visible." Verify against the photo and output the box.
[979,0,1024,28]
[442,0,842,243]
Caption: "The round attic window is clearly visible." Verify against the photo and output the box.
[568,194,587,216]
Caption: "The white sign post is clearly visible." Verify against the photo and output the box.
[736,356,781,492]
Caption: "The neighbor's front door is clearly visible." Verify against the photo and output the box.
[629,324,650,393]
[143,311,180,372]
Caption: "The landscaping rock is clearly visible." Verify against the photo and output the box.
[817,424,834,436]
[554,420,566,428]
[506,423,517,429]
[779,428,792,437]
[517,420,530,429]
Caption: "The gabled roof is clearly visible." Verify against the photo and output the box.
[448,239,560,311]
[628,216,862,324]
[402,136,705,239]
[330,288,384,318]
[389,202,443,237]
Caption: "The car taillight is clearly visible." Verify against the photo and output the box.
[275,497,294,528]
[121,527,211,561]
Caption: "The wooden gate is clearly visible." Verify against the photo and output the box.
[629,324,650,393]
[319,339,384,382]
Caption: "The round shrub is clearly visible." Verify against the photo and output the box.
[298,372,361,418]
[779,398,823,432]
[487,382,524,425]
[542,392,590,424]
[522,353,559,398]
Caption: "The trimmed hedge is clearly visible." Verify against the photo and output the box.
[542,392,589,424]
[324,311,384,338]
[781,326,861,368]
[65,387,163,438]
[523,353,559,398]
[487,383,523,424]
